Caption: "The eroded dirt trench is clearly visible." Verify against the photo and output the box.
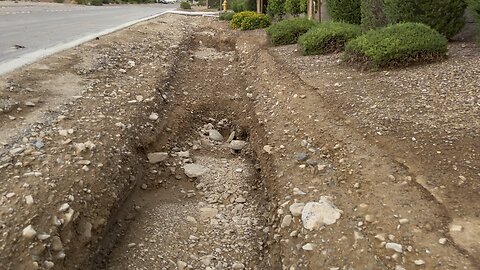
[1,14,478,270]
[93,29,272,270]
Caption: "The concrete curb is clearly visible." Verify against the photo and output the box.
[0,9,219,76]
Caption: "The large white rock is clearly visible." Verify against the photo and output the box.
[147,152,168,164]
[22,225,37,239]
[301,197,342,230]
[184,164,209,178]
[208,130,224,141]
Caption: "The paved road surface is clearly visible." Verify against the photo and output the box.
[0,1,177,70]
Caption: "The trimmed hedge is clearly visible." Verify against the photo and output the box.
[180,1,191,9]
[298,22,363,55]
[220,11,236,21]
[361,0,387,29]
[326,0,361,24]
[384,0,467,39]
[344,23,448,68]
[267,0,286,18]
[266,18,319,45]
[231,11,272,30]
[285,0,302,16]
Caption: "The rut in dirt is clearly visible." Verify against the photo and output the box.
[93,28,273,270]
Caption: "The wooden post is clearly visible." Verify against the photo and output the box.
[320,0,330,21]
[257,0,263,13]
[307,0,314,20]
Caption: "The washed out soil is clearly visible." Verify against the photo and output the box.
[0,13,478,270]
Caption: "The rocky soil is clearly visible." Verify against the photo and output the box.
[0,13,478,270]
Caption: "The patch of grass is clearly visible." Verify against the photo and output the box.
[180,1,192,9]
[220,11,236,21]
[231,11,271,30]
[344,22,448,69]
[266,18,319,46]
[298,22,363,55]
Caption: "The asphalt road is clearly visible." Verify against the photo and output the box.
[0,2,177,67]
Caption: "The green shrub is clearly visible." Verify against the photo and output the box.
[326,0,361,24]
[220,11,236,21]
[298,22,362,55]
[285,0,301,15]
[90,0,103,5]
[267,0,286,18]
[300,0,308,13]
[266,18,318,45]
[198,0,206,5]
[384,0,467,39]
[231,11,272,30]
[54,0,65,3]
[230,0,256,12]
[180,1,192,9]
[344,23,448,68]
[360,0,387,29]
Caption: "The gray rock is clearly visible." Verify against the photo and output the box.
[386,242,403,253]
[229,140,247,151]
[289,203,305,217]
[232,262,245,269]
[147,152,168,164]
[208,130,224,141]
[306,159,318,166]
[301,197,342,230]
[51,236,63,251]
[184,164,209,178]
[295,153,309,162]
[281,215,292,228]
[0,98,19,113]
[199,208,218,220]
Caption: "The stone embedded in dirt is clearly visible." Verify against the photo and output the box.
[51,236,63,251]
[58,129,68,136]
[395,266,406,270]
[365,214,375,223]
[208,129,224,141]
[184,163,209,178]
[386,242,403,253]
[414,259,425,266]
[25,195,34,205]
[58,203,70,212]
[149,113,159,121]
[177,151,190,158]
[289,203,305,217]
[399,218,409,224]
[302,243,317,251]
[450,224,463,232]
[37,233,50,240]
[295,152,309,162]
[439,238,447,245]
[22,225,37,239]
[25,101,35,107]
[199,207,218,220]
[9,147,25,155]
[281,215,292,228]
[263,145,273,154]
[177,261,187,270]
[229,140,247,151]
[235,196,246,203]
[147,152,169,164]
[232,262,245,269]
[226,131,235,143]
[301,197,342,231]
[44,261,54,269]
[293,187,306,195]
